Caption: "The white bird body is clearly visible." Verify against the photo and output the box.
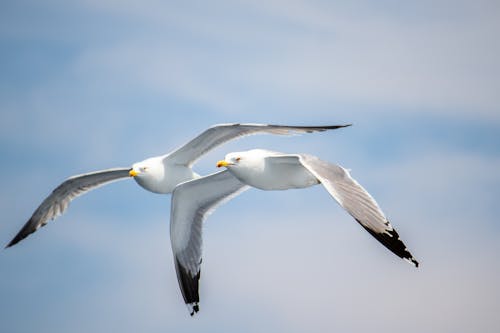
[132,155,201,194]
[171,148,419,315]
[222,149,319,190]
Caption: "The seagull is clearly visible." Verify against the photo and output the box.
[170,149,418,315]
[6,124,350,248]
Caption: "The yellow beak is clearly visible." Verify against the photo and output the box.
[216,160,230,168]
[129,169,139,177]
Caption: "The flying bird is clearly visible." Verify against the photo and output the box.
[6,124,349,248]
[170,149,418,315]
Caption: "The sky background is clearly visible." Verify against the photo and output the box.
[1,0,499,332]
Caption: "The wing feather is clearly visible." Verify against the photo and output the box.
[170,170,249,315]
[298,155,419,267]
[168,123,350,167]
[6,168,131,248]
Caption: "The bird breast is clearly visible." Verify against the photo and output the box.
[233,161,319,191]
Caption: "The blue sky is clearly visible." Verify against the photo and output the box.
[1,1,499,332]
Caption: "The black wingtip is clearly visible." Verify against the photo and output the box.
[189,303,200,316]
[175,258,201,316]
[412,258,419,268]
[5,218,37,249]
[303,124,353,133]
[357,219,419,267]
[264,123,353,133]
[5,233,24,249]
[402,254,419,268]
[322,124,353,131]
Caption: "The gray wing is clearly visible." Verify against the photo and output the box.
[297,154,419,267]
[170,170,249,316]
[167,123,351,167]
[6,168,131,248]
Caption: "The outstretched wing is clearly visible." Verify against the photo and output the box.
[6,168,131,248]
[297,154,419,267]
[170,170,249,315]
[167,123,351,167]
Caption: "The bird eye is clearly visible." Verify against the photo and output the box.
[235,157,241,162]
[141,166,148,171]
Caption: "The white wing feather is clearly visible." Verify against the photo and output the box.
[170,170,249,315]
[6,168,131,248]
[167,123,350,167]
[297,154,418,266]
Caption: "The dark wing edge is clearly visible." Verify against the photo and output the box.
[298,155,419,267]
[170,170,249,316]
[6,168,131,248]
[359,221,419,267]
[174,257,201,316]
